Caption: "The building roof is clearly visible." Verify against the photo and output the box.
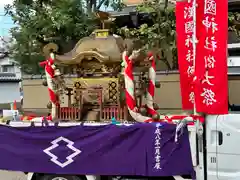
[109,0,240,17]
[109,1,176,17]
[228,0,240,3]
[0,73,21,82]
[110,6,137,16]
[168,0,240,4]
[229,0,240,11]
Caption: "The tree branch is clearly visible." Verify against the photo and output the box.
[97,0,106,10]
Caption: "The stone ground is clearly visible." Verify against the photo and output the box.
[0,170,27,180]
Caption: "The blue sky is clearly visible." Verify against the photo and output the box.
[0,0,111,37]
[0,0,14,37]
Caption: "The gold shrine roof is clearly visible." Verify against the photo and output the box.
[45,31,125,65]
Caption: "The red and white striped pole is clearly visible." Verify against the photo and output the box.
[39,53,59,120]
[146,52,157,116]
[123,51,153,123]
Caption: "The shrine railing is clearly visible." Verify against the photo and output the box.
[57,107,81,120]
[101,106,127,121]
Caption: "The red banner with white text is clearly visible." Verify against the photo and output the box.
[176,1,195,110]
[195,0,228,114]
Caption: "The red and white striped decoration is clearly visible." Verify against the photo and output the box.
[39,53,59,119]
[123,51,153,123]
[161,114,204,125]
[146,52,157,116]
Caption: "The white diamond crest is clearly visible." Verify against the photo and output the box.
[43,136,81,168]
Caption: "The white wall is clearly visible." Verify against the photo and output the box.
[0,57,11,66]
[0,82,21,104]
[0,57,22,79]
[13,66,21,79]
